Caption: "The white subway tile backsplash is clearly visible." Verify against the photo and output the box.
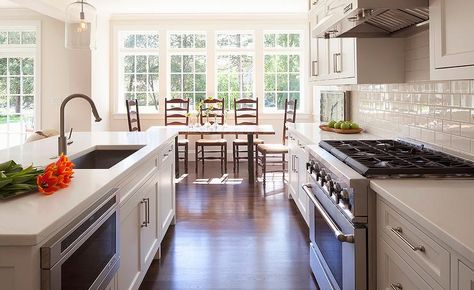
[451,108,471,123]
[450,135,471,153]
[352,80,474,156]
[450,80,471,93]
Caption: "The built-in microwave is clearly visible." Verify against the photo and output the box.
[40,188,120,290]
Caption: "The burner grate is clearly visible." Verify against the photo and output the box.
[319,140,474,177]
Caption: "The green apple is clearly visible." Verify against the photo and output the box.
[328,120,337,128]
[334,121,343,129]
[341,122,351,130]
[350,122,360,129]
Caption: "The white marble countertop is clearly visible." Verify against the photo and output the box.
[287,122,380,145]
[291,122,474,263]
[0,128,178,246]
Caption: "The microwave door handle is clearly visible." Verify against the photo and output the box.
[302,184,354,243]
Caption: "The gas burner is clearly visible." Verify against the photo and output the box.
[319,139,474,177]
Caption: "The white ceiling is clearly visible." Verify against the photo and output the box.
[10,0,308,15]
[93,0,308,14]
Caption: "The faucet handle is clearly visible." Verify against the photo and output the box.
[67,128,74,146]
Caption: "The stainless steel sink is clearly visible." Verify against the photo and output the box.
[71,146,145,169]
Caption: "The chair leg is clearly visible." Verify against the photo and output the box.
[201,146,205,173]
[195,144,199,174]
[224,145,228,173]
[262,153,266,187]
[184,144,189,174]
[220,146,224,175]
[282,153,286,182]
[232,143,236,173]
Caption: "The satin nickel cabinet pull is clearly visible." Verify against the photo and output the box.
[140,199,148,228]
[311,60,319,76]
[333,53,342,73]
[312,0,319,6]
[390,283,403,290]
[390,227,425,252]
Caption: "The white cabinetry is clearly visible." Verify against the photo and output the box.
[288,132,309,226]
[309,3,405,84]
[158,142,175,242]
[118,140,176,290]
[430,0,474,80]
[377,197,474,290]
[118,171,159,290]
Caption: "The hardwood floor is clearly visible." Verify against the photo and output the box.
[140,162,318,290]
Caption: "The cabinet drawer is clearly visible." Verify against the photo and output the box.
[378,238,443,290]
[157,140,174,167]
[457,260,474,290]
[378,200,450,289]
[117,157,157,205]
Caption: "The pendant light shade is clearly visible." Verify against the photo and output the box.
[65,0,97,50]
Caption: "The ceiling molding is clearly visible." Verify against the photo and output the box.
[10,0,64,20]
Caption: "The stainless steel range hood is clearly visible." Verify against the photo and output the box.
[312,0,429,38]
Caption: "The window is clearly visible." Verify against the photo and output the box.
[263,32,302,111]
[216,32,254,110]
[168,32,207,108]
[0,27,37,149]
[119,32,159,112]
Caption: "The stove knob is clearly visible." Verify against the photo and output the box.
[334,183,342,203]
[341,189,351,210]
[319,169,327,185]
[313,162,320,172]
[306,161,312,173]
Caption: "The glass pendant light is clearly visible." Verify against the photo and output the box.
[65,0,97,50]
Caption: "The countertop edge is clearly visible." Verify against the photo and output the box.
[370,180,474,264]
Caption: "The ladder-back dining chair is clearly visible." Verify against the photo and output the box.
[256,99,297,187]
[165,98,190,174]
[126,99,141,132]
[232,98,264,173]
[196,98,227,175]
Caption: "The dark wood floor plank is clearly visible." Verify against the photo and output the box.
[140,162,318,290]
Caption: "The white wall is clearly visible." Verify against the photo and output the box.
[0,8,92,133]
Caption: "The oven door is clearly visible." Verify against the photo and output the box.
[302,184,367,290]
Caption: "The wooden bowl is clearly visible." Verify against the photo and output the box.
[319,125,363,134]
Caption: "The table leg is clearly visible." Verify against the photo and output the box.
[247,133,254,183]
[175,136,179,178]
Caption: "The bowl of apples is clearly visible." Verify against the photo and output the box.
[319,120,363,134]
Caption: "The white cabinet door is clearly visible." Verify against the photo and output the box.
[158,148,175,242]
[296,147,309,225]
[378,238,443,290]
[458,261,474,290]
[118,190,143,290]
[287,136,299,199]
[140,177,160,268]
[431,0,474,69]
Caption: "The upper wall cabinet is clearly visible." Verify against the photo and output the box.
[430,0,474,80]
[309,3,405,85]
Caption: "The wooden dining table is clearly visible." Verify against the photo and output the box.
[174,124,275,183]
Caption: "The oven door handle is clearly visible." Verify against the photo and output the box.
[302,184,355,243]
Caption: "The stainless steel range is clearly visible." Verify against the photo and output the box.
[303,139,474,290]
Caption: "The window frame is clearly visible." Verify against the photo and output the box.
[118,30,161,113]
[167,31,208,110]
[215,31,256,110]
[0,21,41,149]
[262,31,304,112]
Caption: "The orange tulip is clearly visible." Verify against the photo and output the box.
[36,154,75,195]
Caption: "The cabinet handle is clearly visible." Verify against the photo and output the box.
[312,0,319,5]
[144,198,150,225]
[311,60,319,77]
[295,156,299,173]
[140,199,148,228]
[333,53,342,73]
[390,283,403,290]
[390,227,425,252]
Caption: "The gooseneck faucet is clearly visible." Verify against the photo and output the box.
[58,94,102,156]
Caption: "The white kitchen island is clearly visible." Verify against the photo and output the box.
[0,128,178,290]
